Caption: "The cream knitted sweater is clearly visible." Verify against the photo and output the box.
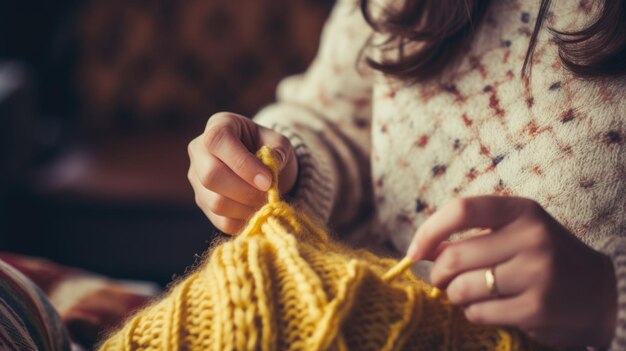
[254,0,626,348]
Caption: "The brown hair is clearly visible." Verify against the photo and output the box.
[360,0,626,83]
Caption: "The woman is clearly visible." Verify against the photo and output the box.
[187,0,626,348]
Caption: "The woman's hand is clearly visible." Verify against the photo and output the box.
[406,196,617,347]
[187,112,298,234]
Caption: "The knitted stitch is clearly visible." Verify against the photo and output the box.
[99,146,551,351]
[253,1,626,345]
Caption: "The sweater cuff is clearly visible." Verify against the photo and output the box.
[254,117,337,225]
[596,236,626,350]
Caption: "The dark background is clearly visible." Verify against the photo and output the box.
[0,0,334,285]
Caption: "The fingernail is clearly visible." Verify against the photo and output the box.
[272,148,286,167]
[406,241,418,260]
[254,173,272,191]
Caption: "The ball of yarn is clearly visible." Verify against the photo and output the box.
[99,146,551,351]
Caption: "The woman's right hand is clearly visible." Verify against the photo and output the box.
[187,112,298,234]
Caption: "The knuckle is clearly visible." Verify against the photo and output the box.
[442,247,463,273]
[525,198,542,212]
[523,199,545,219]
[450,198,471,223]
[187,168,194,183]
[449,278,471,304]
[210,215,226,231]
[204,125,229,150]
[187,140,195,158]
[231,154,249,174]
[207,195,227,214]
[465,305,484,324]
[194,194,204,209]
[208,111,235,125]
[226,222,242,235]
[219,218,240,235]
[417,223,431,241]
[457,278,472,302]
[526,227,552,251]
[211,111,230,119]
[200,160,220,189]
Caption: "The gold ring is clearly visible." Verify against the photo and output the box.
[485,266,500,298]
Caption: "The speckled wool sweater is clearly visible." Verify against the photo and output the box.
[253,0,626,348]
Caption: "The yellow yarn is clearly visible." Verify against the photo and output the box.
[99,146,551,351]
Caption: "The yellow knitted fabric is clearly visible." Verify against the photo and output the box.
[99,146,551,351]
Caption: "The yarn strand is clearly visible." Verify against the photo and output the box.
[98,145,552,351]
[256,146,412,282]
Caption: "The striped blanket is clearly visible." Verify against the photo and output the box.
[0,259,70,350]
[0,253,159,350]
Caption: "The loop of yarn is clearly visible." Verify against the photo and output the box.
[240,146,329,243]
[99,146,552,351]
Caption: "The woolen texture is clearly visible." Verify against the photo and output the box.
[254,0,625,347]
[0,259,71,351]
[98,147,551,351]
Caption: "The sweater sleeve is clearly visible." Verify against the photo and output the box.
[595,235,626,350]
[253,0,374,228]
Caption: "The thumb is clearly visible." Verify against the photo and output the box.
[270,147,287,170]
[259,129,297,193]
[259,128,293,171]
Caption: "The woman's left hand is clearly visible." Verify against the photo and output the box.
[406,196,617,347]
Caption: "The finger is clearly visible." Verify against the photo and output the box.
[428,228,493,261]
[204,115,273,191]
[446,259,527,306]
[188,163,262,216]
[420,230,494,262]
[464,294,535,327]
[406,233,491,265]
[191,151,266,207]
[430,228,519,288]
[204,190,257,219]
[258,125,295,192]
[426,229,489,262]
[407,196,530,261]
[421,242,450,261]
[207,211,246,235]
[189,167,223,220]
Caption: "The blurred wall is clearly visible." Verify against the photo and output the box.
[76,0,334,134]
[1,0,335,284]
